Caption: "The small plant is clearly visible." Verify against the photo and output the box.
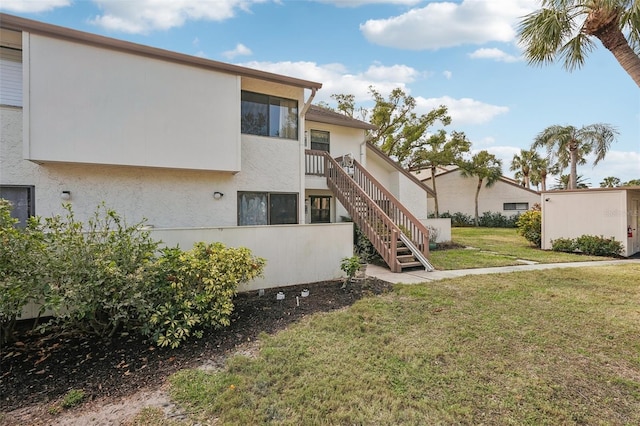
[426,226,439,243]
[61,389,85,409]
[551,237,576,253]
[340,255,362,281]
[516,206,542,247]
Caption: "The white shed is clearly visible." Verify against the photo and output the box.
[541,187,640,257]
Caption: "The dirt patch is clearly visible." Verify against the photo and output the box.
[0,278,392,425]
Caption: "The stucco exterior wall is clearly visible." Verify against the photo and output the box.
[23,34,241,172]
[151,223,353,291]
[425,170,540,217]
[541,189,640,257]
[397,172,428,221]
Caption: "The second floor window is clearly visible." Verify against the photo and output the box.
[241,91,298,139]
[310,130,330,152]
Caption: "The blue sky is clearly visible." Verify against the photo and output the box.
[2,0,639,187]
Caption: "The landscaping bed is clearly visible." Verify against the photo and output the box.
[0,278,392,420]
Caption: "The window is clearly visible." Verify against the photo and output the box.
[504,202,529,211]
[310,130,330,152]
[0,47,22,107]
[238,192,298,225]
[241,91,298,139]
[310,196,331,223]
[0,185,35,228]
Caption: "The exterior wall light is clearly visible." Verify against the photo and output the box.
[213,191,224,200]
[61,190,71,201]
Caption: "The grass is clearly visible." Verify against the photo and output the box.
[169,264,640,425]
[429,227,614,270]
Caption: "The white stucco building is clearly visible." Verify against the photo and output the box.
[1,13,438,291]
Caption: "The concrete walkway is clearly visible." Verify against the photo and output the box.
[366,258,640,284]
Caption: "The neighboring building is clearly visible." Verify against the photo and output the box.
[0,13,434,293]
[420,167,541,218]
[541,187,640,257]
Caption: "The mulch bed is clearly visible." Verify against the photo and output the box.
[0,278,392,415]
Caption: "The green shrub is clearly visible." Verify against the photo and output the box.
[61,389,85,408]
[551,237,576,253]
[0,199,48,343]
[516,208,542,247]
[575,235,623,257]
[146,242,265,349]
[440,211,474,227]
[478,211,520,228]
[41,203,160,338]
[340,255,362,281]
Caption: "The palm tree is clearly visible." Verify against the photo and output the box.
[459,151,503,226]
[623,178,640,186]
[529,156,558,192]
[553,174,591,189]
[600,176,621,187]
[532,124,618,190]
[414,130,471,217]
[518,0,640,87]
[510,149,539,189]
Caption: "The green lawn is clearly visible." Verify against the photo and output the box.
[167,265,640,425]
[429,227,614,270]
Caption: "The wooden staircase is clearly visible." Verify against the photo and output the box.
[323,153,434,273]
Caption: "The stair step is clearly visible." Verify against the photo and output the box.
[399,261,424,269]
[397,254,417,262]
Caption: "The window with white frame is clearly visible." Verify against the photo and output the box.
[310,130,330,152]
[503,202,529,211]
[0,47,22,107]
[238,192,298,225]
[241,91,298,139]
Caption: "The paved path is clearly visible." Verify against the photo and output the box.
[366,258,640,284]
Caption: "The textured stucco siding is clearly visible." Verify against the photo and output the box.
[426,171,540,217]
[24,34,241,172]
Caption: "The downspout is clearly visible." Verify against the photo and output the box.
[300,88,317,224]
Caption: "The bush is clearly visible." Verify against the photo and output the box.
[41,204,160,338]
[478,211,520,228]
[575,235,623,257]
[551,237,576,253]
[516,208,542,247]
[0,199,48,343]
[439,211,474,227]
[146,242,265,348]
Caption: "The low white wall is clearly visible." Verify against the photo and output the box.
[421,218,452,243]
[151,223,354,291]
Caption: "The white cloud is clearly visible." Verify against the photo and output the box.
[469,48,521,63]
[416,96,509,126]
[443,70,453,80]
[223,43,253,59]
[90,0,268,34]
[0,0,70,13]
[238,60,419,105]
[583,151,640,187]
[360,0,538,50]
[315,0,421,7]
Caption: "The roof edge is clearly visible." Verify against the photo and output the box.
[0,13,322,90]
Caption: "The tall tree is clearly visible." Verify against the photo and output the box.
[366,87,451,168]
[600,176,622,187]
[532,123,618,190]
[518,0,640,87]
[459,151,503,227]
[529,156,558,191]
[553,174,591,189]
[413,130,471,217]
[510,149,540,188]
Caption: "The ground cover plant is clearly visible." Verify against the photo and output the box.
[169,265,640,425]
[429,227,614,270]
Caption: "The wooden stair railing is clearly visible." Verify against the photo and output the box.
[324,153,434,273]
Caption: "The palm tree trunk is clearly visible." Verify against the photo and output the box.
[569,148,579,190]
[474,178,482,226]
[585,7,640,87]
[431,166,439,217]
[540,170,547,192]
